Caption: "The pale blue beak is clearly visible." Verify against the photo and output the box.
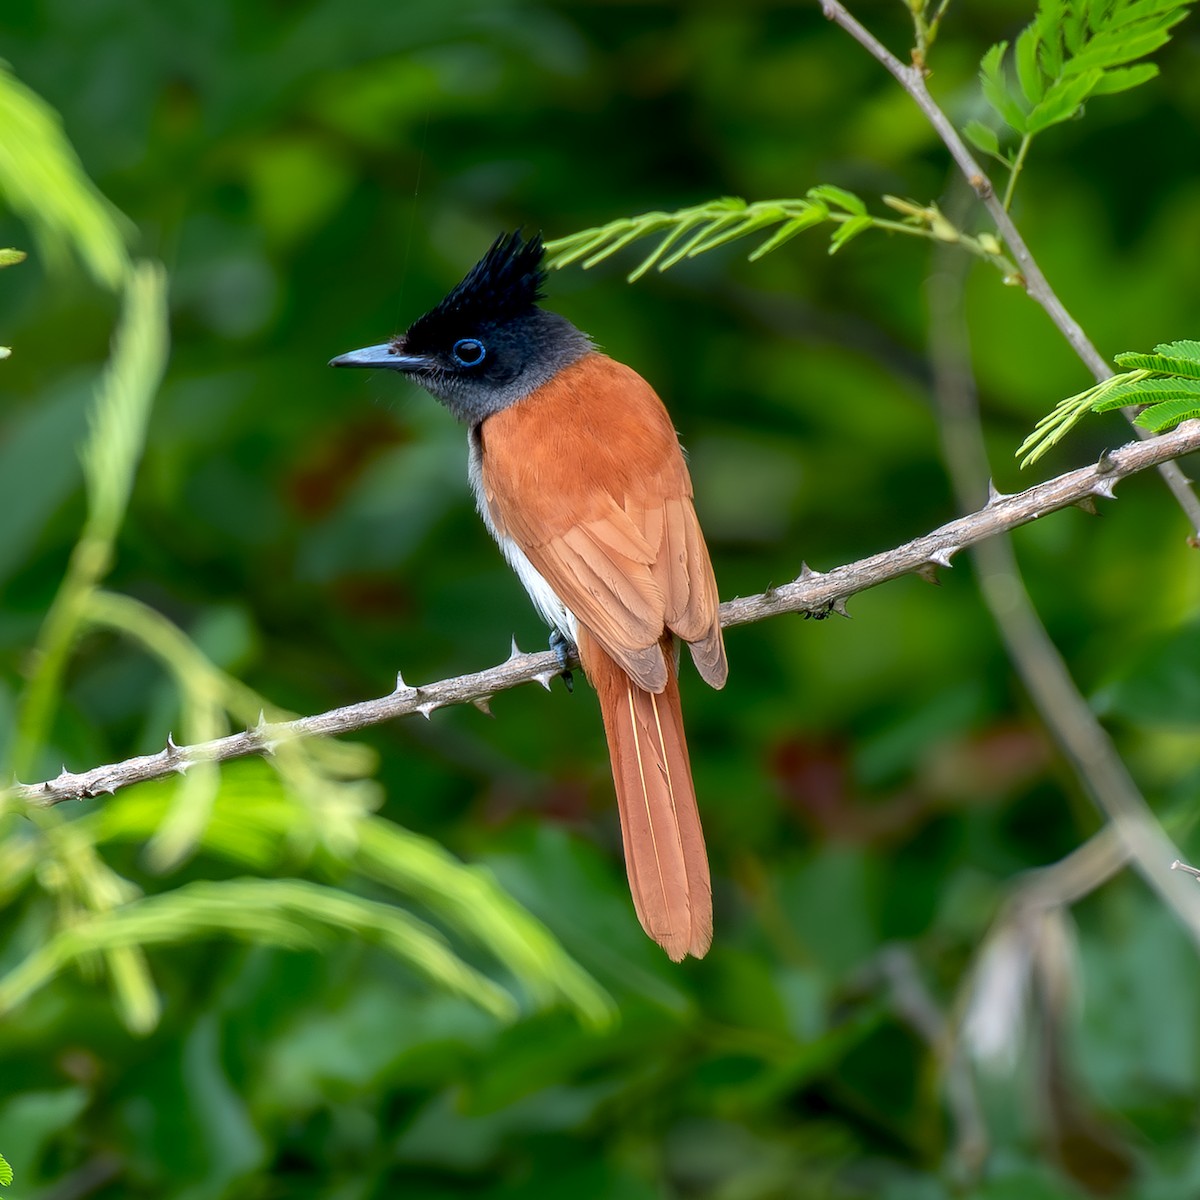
[328,343,433,370]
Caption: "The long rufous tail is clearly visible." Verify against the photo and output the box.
[577,626,712,961]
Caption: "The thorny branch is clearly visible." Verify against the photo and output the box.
[7,419,1200,809]
[818,0,1200,540]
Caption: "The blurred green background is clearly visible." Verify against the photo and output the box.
[3,0,1200,1196]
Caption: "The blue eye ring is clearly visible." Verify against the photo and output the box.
[452,338,486,367]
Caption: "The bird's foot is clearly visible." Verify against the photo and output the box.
[549,630,577,693]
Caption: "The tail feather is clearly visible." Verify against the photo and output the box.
[578,627,712,960]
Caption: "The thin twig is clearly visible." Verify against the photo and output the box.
[7,418,1200,809]
[819,0,1200,540]
[869,945,989,1179]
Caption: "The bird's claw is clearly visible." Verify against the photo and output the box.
[549,630,576,693]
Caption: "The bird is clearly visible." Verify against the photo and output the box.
[330,231,727,960]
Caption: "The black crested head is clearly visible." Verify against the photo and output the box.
[330,230,592,423]
[403,230,546,350]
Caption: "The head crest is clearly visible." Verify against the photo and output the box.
[404,231,546,346]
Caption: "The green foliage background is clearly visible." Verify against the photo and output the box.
[2,1,1200,1196]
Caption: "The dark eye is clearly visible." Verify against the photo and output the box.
[452,338,486,367]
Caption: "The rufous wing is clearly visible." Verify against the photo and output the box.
[477,353,726,687]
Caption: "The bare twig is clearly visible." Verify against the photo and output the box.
[6,418,1200,809]
[819,0,1200,540]
[869,945,989,1179]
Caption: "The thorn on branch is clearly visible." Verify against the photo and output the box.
[1096,449,1118,475]
[416,701,441,720]
[472,695,495,718]
[799,561,821,579]
[1074,495,1099,516]
[1091,478,1118,501]
[986,480,1008,507]
[534,671,557,691]
[927,546,958,569]
[508,636,523,662]
[915,562,942,586]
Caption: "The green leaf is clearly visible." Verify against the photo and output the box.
[828,214,874,255]
[1039,2,1066,76]
[806,184,866,215]
[1112,351,1200,377]
[747,207,828,261]
[963,119,1001,156]
[658,215,746,270]
[1090,62,1159,93]
[1016,375,1134,466]
[0,1153,11,1187]
[1092,377,1200,411]
[0,248,25,268]
[1063,3,1089,53]
[89,768,614,1027]
[980,41,1030,132]
[1152,337,1200,360]
[1137,397,1200,430]
[626,219,706,281]
[550,226,627,268]
[0,66,129,290]
[1016,24,1047,104]
[0,878,521,1022]
[685,209,787,258]
[1067,17,1185,73]
[1026,68,1105,131]
[581,225,648,268]
[79,261,170,553]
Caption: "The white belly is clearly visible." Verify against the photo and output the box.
[467,429,578,642]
